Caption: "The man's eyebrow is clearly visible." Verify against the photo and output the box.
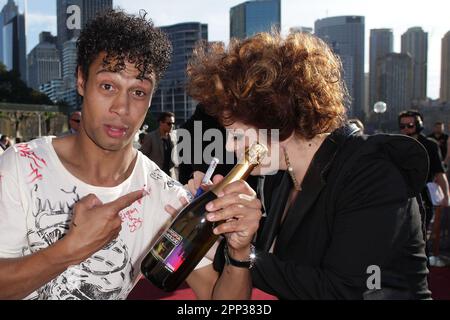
[95,67,155,85]
[96,68,114,75]
[137,76,153,83]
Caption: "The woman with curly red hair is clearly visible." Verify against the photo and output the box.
[187,32,431,299]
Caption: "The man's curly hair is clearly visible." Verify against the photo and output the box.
[77,9,172,82]
[187,32,349,141]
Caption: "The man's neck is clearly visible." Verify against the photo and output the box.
[54,133,137,187]
[159,127,169,138]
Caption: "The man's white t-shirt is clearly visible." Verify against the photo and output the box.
[0,137,206,300]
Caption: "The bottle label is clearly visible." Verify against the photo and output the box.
[151,228,187,273]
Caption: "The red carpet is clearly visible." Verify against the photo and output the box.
[127,279,277,300]
[128,267,450,300]
[429,267,450,300]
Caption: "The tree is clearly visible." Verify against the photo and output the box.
[143,111,158,132]
[0,62,54,105]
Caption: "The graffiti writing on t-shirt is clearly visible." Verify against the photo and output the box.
[16,144,48,184]
[119,207,143,233]
[150,169,163,181]
[149,168,185,192]
[118,185,151,233]
[137,185,152,205]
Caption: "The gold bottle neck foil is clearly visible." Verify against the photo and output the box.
[211,142,268,196]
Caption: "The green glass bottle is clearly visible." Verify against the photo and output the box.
[141,143,268,292]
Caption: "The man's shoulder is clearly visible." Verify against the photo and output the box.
[143,130,162,144]
[2,137,52,160]
[0,137,55,186]
[338,134,429,197]
[419,134,440,150]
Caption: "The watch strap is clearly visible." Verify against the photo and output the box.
[224,244,256,269]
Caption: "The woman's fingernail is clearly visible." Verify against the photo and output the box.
[206,203,214,211]
[207,214,215,221]
[218,192,225,198]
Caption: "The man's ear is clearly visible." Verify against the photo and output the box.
[77,67,86,97]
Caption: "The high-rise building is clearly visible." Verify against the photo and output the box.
[364,72,369,116]
[289,26,313,34]
[151,22,208,125]
[0,0,19,66]
[62,38,77,84]
[40,79,64,104]
[0,14,2,67]
[369,29,394,110]
[28,32,61,90]
[440,31,450,103]
[315,16,365,119]
[230,0,281,40]
[56,0,112,61]
[56,0,111,110]
[1,0,26,82]
[1,0,18,27]
[401,27,428,105]
[61,38,79,110]
[376,53,413,122]
[57,0,79,57]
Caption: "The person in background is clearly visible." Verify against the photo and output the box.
[140,112,177,178]
[399,110,450,230]
[60,111,82,136]
[428,121,448,164]
[177,104,236,185]
[0,135,11,151]
[138,132,146,147]
[348,118,364,135]
[0,135,9,156]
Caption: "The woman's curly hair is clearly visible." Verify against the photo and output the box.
[187,32,349,141]
[77,9,172,82]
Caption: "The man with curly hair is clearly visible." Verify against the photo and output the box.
[188,32,431,299]
[0,9,262,300]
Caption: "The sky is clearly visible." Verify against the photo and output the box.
[2,0,449,100]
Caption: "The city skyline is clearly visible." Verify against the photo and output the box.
[1,0,449,100]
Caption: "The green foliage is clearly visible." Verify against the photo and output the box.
[0,62,54,105]
[143,111,158,132]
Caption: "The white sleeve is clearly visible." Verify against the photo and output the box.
[0,149,28,258]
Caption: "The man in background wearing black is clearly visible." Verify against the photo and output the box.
[399,111,449,248]
[428,121,448,164]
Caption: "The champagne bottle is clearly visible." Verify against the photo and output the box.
[141,142,268,292]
